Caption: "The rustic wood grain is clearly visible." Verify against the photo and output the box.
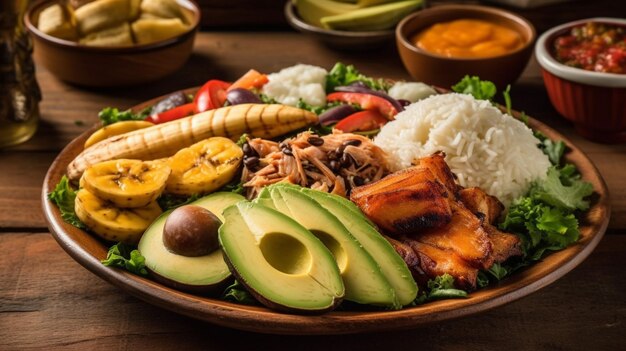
[1,233,624,350]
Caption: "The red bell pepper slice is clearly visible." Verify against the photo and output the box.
[335,110,388,133]
[326,92,398,119]
[193,80,231,113]
[145,103,195,124]
[228,69,268,91]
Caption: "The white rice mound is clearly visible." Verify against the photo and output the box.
[374,93,551,206]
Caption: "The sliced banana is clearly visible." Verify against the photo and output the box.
[82,159,171,208]
[75,188,162,244]
[84,120,154,149]
[166,137,243,196]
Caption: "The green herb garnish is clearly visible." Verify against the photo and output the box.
[451,75,497,101]
[157,193,201,211]
[222,280,257,305]
[326,62,390,93]
[414,274,468,304]
[98,107,151,126]
[101,242,148,276]
[48,176,86,229]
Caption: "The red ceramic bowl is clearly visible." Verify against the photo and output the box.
[535,18,626,143]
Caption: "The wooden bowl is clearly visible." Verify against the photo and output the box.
[284,1,394,50]
[396,4,536,89]
[41,90,610,334]
[24,0,200,87]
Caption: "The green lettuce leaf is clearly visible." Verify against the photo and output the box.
[98,107,151,126]
[531,167,594,211]
[101,242,148,276]
[222,280,257,305]
[157,193,201,211]
[451,76,497,101]
[414,274,468,304]
[47,176,86,229]
[534,131,566,166]
[501,165,589,260]
[325,62,390,93]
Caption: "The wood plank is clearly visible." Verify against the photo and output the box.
[1,233,624,349]
[0,152,58,230]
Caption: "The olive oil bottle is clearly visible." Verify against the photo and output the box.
[0,0,41,148]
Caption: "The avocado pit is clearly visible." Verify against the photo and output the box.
[163,205,222,257]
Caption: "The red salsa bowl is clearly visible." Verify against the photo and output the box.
[535,18,626,143]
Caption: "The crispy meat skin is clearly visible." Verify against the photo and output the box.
[415,202,494,270]
[352,180,452,235]
[417,152,460,196]
[350,167,452,235]
[403,239,478,290]
[459,187,505,224]
[484,224,522,263]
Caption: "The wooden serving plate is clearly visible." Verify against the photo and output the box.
[42,94,611,335]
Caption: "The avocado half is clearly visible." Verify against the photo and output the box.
[257,184,402,309]
[219,201,345,314]
[138,192,245,294]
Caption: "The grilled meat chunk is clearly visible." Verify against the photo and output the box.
[416,152,459,196]
[404,239,479,290]
[351,166,453,235]
[484,224,523,264]
[415,202,493,270]
[459,187,504,224]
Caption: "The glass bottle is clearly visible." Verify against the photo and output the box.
[0,0,41,148]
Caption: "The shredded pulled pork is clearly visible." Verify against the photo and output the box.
[242,131,389,198]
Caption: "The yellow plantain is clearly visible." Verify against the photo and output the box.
[84,120,154,149]
[75,188,162,244]
[166,137,243,196]
[82,159,171,208]
[67,104,318,182]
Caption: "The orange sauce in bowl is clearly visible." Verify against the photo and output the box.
[413,19,524,58]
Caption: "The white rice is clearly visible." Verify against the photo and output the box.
[374,93,550,206]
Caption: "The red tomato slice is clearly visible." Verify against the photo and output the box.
[335,110,388,133]
[146,103,195,124]
[228,69,268,91]
[326,92,398,119]
[193,80,231,113]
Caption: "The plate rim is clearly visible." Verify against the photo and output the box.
[41,92,611,335]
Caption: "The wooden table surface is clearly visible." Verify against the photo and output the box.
[2,30,626,350]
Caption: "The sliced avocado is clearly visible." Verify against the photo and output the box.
[138,192,244,294]
[297,187,418,305]
[219,201,344,313]
[294,0,358,28]
[262,185,400,308]
[320,0,423,31]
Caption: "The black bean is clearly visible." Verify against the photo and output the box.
[242,143,258,158]
[244,156,259,169]
[343,139,362,147]
[307,136,324,146]
[353,175,365,186]
[282,147,293,156]
[329,160,340,172]
[328,150,340,160]
[340,153,353,168]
